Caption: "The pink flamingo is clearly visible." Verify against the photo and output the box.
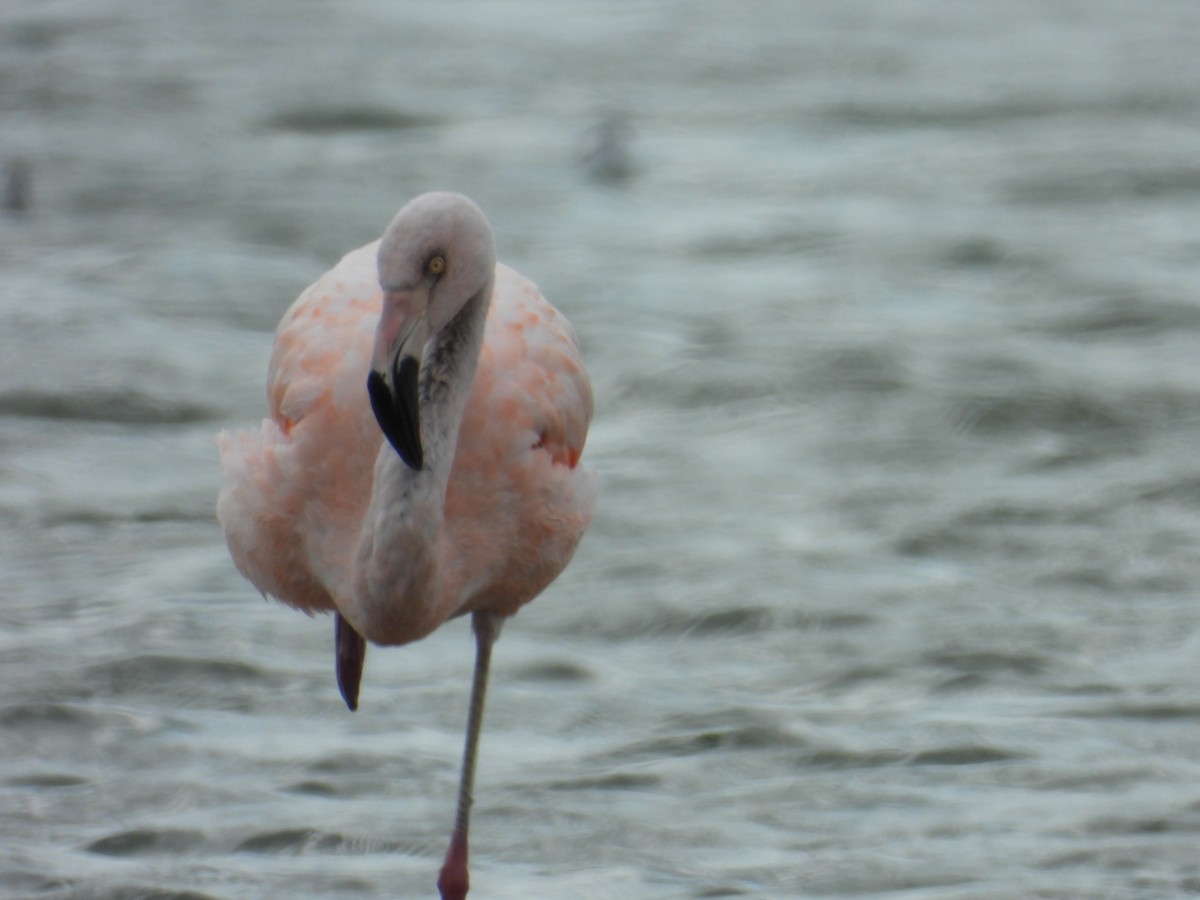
[217,192,596,899]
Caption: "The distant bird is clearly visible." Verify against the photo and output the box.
[4,158,32,215]
[217,192,596,899]
[580,116,635,184]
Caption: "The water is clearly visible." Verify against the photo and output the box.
[4,1,1200,897]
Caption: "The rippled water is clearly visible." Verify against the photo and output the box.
[4,1,1200,897]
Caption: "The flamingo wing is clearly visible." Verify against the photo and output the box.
[218,243,384,612]
[441,264,597,618]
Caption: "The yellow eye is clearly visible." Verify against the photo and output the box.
[426,255,446,276]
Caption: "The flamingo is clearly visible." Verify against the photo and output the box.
[216,192,596,899]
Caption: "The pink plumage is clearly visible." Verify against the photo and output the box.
[217,192,595,899]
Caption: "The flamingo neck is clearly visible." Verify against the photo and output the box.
[349,281,492,645]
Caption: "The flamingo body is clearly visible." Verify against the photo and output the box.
[218,231,595,646]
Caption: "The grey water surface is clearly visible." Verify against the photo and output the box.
[4,1,1200,897]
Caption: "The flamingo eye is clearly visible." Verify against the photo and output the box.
[426,255,446,276]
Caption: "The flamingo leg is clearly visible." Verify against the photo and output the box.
[437,611,502,900]
[335,613,366,712]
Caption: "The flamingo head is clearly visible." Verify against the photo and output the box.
[368,192,496,470]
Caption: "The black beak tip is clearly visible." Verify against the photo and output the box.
[367,366,424,471]
[396,438,423,471]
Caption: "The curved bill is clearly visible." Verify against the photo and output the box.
[367,311,430,471]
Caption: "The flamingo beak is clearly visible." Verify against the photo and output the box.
[368,301,430,471]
